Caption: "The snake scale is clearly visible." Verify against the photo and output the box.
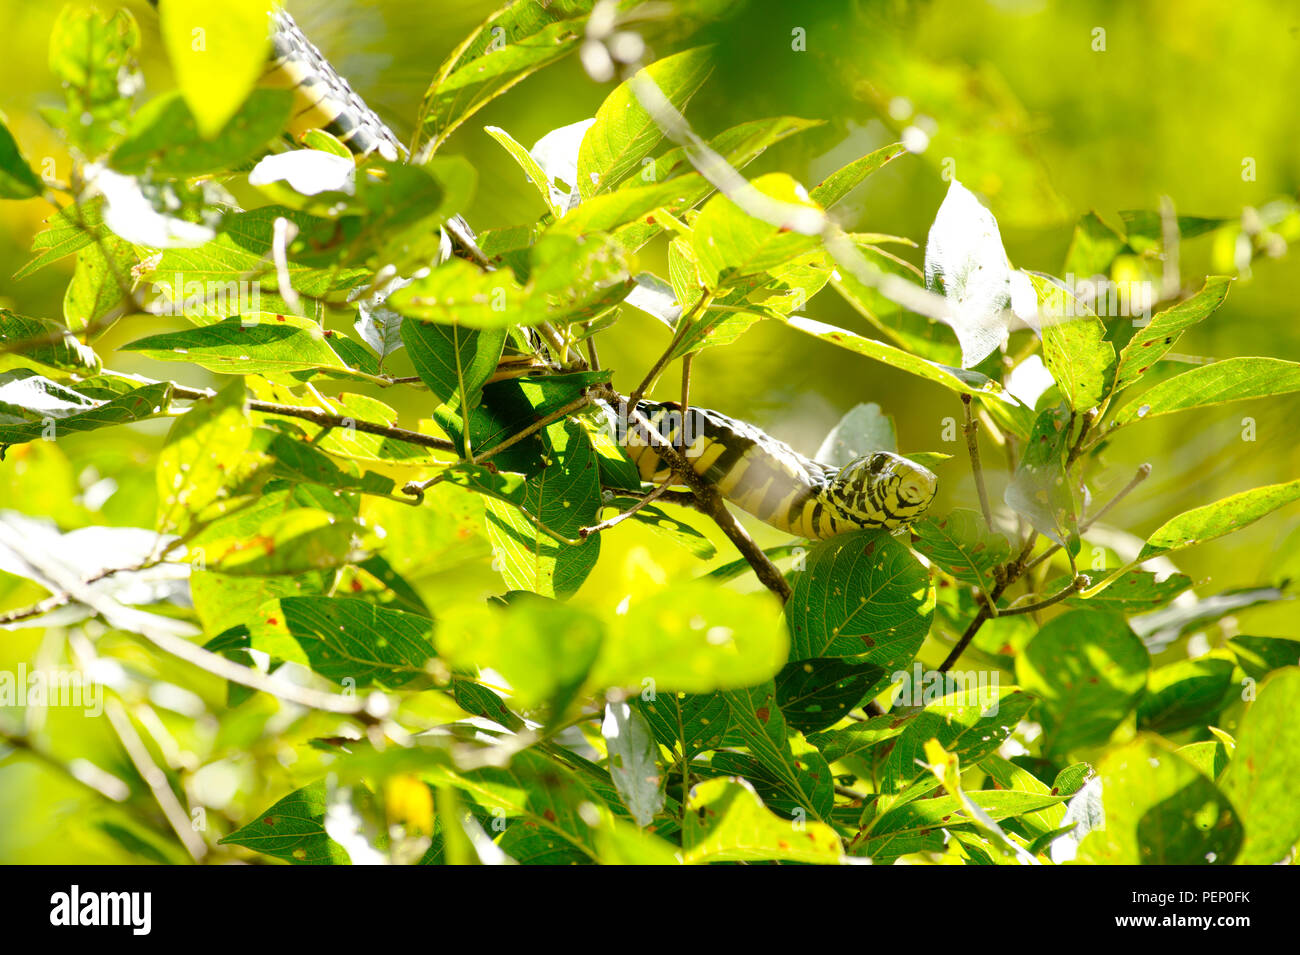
[148,1,939,539]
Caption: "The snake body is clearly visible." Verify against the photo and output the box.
[616,401,937,539]
[149,2,939,539]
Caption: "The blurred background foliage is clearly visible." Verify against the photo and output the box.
[1,0,1298,861]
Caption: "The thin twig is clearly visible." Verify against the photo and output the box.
[580,480,673,539]
[962,394,994,532]
[1024,463,1152,571]
[996,575,1089,617]
[168,384,457,453]
[402,394,593,498]
[627,294,710,411]
[104,699,208,861]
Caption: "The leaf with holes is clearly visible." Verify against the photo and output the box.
[774,658,887,733]
[577,47,714,198]
[1112,277,1232,392]
[786,530,934,667]
[912,508,1012,594]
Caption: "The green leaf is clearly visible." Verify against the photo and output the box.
[1120,210,1227,251]
[1077,735,1242,864]
[14,197,106,280]
[577,47,714,198]
[1177,740,1230,780]
[389,234,631,328]
[111,89,292,177]
[144,206,367,314]
[614,115,822,250]
[1023,272,1115,411]
[46,6,141,156]
[912,508,1012,594]
[0,372,170,445]
[1063,211,1126,280]
[601,580,787,694]
[400,318,505,415]
[775,658,887,734]
[1004,405,1077,547]
[122,315,350,377]
[692,173,821,288]
[253,597,435,688]
[601,498,716,559]
[830,241,964,367]
[814,401,897,466]
[0,114,43,199]
[193,508,364,577]
[1136,478,1300,562]
[808,143,906,208]
[220,781,349,864]
[350,158,478,273]
[484,125,562,217]
[549,176,702,237]
[602,702,664,827]
[807,711,911,764]
[681,777,843,864]
[437,596,603,712]
[416,1,597,153]
[635,691,730,760]
[1114,357,1300,426]
[1015,610,1149,757]
[786,530,934,667]
[479,417,602,599]
[159,0,274,138]
[253,429,395,496]
[880,686,1035,794]
[1112,277,1232,392]
[721,682,834,821]
[1228,635,1300,680]
[786,316,1008,400]
[869,789,1063,845]
[1061,569,1192,612]
[0,310,101,376]
[980,753,1066,838]
[1137,658,1234,734]
[156,379,252,535]
[63,235,135,332]
[1219,668,1300,864]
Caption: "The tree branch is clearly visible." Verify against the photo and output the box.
[169,383,457,453]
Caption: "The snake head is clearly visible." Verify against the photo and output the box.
[828,451,938,529]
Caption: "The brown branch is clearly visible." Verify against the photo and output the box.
[627,294,711,411]
[401,394,593,498]
[996,574,1089,617]
[580,480,673,539]
[168,384,456,453]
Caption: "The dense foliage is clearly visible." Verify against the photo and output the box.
[1,0,1297,865]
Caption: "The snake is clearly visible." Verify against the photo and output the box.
[145,2,940,540]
